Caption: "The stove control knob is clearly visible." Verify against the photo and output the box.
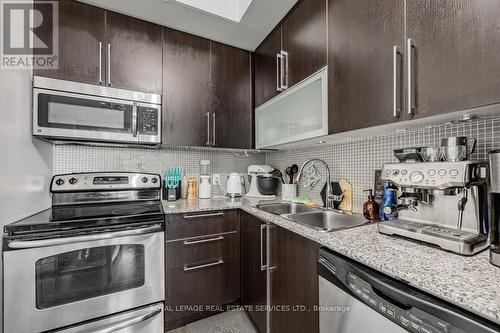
[427,169,436,176]
[142,177,148,183]
[438,169,447,176]
[392,169,400,176]
[68,177,78,185]
[55,178,64,186]
[401,169,408,176]
[449,169,459,177]
[151,177,158,184]
[410,171,424,183]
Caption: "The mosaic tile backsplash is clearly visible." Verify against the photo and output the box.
[53,146,266,196]
[267,116,500,213]
[53,116,500,210]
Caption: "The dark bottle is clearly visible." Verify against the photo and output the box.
[363,189,380,221]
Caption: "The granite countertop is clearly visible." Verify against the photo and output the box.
[161,198,500,326]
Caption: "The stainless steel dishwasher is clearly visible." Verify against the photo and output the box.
[318,248,499,333]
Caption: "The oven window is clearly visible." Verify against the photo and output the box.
[37,93,132,132]
[35,245,145,309]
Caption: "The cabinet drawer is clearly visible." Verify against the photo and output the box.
[166,210,238,240]
[165,246,240,320]
[166,232,238,268]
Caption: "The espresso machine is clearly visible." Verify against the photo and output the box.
[489,150,500,267]
[378,161,489,255]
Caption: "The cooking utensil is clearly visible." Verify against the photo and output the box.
[271,168,285,184]
[421,147,442,162]
[290,164,299,184]
[286,167,293,184]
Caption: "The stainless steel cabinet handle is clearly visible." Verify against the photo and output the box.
[132,102,138,137]
[98,41,103,84]
[393,45,402,118]
[107,43,111,86]
[260,224,267,271]
[212,113,216,146]
[206,111,211,145]
[183,212,224,219]
[281,50,288,90]
[8,225,162,249]
[183,259,224,272]
[276,53,282,92]
[407,38,415,115]
[93,305,163,333]
[184,236,224,246]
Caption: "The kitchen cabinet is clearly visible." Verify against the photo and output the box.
[269,224,320,333]
[406,0,500,119]
[241,212,320,333]
[282,0,327,88]
[210,42,253,149]
[104,11,162,94]
[328,0,405,133]
[254,26,283,107]
[254,0,327,107]
[165,210,240,329]
[162,29,211,147]
[35,1,162,94]
[241,211,268,333]
[33,0,105,85]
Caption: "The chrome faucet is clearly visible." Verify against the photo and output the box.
[296,159,337,210]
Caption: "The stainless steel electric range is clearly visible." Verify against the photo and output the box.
[3,172,165,333]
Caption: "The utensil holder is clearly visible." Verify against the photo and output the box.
[281,184,297,201]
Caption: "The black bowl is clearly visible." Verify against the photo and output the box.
[257,175,279,195]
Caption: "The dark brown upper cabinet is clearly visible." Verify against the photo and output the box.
[254,26,283,107]
[254,0,327,108]
[406,0,500,119]
[35,1,162,94]
[241,212,267,333]
[162,29,211,147]
[105,11,162,94]
[211,42,253,149]
[282,0,327,88]
[34,1,105,85]
[328,0,405,133]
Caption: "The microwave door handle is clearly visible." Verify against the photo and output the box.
[92,305,163,333]
[7,225,162,249]
[132,103,138,137]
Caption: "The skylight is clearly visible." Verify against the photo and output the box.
[166,0,253,23]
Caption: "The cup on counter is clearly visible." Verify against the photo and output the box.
[281,184,297,201]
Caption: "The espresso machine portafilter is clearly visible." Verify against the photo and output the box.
[489,150,500,267]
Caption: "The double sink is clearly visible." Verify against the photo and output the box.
[256,202,369,232]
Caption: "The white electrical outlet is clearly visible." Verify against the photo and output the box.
[212,174,221,185]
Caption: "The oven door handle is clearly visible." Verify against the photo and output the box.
[92,305,163,333]
[7,225,162,249]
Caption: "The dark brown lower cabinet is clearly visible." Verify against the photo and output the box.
[165,211,240,330]
[269,224,320,333]
[241,211,268,333]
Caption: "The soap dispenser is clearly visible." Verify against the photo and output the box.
[363,189,380,221]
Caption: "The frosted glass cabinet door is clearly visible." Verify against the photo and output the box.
[255,68,328,148]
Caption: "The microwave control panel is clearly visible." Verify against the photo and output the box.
[138,107,159,135]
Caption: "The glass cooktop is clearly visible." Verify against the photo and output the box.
[4,200,164,236]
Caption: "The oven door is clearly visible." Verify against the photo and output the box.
[3,225,164,333]
[33,88,161,144]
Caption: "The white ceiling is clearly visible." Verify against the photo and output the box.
[78,0,299,51]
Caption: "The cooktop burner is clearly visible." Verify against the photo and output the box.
[4,200,164,236]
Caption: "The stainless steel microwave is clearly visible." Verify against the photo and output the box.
[33,76,162,144]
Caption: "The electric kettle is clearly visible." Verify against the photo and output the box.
[226,173,244,198]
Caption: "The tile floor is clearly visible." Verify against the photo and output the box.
[167,310,257,333]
